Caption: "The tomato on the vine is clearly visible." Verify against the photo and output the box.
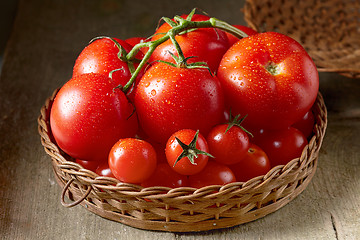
[50,73,138,162]
[134,62,224,143]
[225,25,257,46]
[207,119,250,165]
[108,138,157,184]
[229,144,271,182]
[165,129,211,176]
[72,37,143,88]
[141,163,188,188]
[149,14,229,73]
[217,32,319,130]
[252,127,308,167]
[188,161,236,188]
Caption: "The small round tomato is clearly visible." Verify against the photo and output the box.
[135,62,224,143]
[165,129,210,176]
[141,163,189,188]
[50,73,138,162]
[292,110,315,138]
[225,25,258,46]
[252,127,308,167]
[108,138,157,184]
[188,161,236,188]
[229,144,271,182]
[96,162,115,178]
[217,32,319,130]
[149,14,229,73]
[207,123,250,165]
[76,159,100,172]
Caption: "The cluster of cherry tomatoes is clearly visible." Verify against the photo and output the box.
[49,12,319,189]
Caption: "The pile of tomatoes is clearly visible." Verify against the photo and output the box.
[49,12,319,189]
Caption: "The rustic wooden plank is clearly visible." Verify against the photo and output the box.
[0,0,359,239]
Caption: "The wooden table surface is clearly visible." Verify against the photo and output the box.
[1,0,359,239]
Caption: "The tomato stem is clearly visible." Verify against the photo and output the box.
[122,9,250,93]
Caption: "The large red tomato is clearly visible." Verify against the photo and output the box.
[50,73,138,162]
[134,62,225,143]
[149,14,229,73]
[217,32,319,130]
[72,37,144,96]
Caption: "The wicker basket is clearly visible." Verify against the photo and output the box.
[243,0,360,78]
[38,89,327,232]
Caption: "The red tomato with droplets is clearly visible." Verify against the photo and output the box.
[165,129,209,176]
[50,73,138,162]
[188,161,236,188]
[149,14,229,73]
[229,144,271,182]
[135,62,224,143]
[225,25,258,46]
[207,124,250,165]
[252,127,308,167]
[217,32,319,130]
[108,138,157,184]
[73,38,142,87]
[141,163,189,188]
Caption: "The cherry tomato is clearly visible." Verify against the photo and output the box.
[76,159,100,172]
[229,144,271,182]
[188,161,236,188]
[252,127,308,167]
[225,25,258,46]
[149,14,229,73]
[50,73,138,162]
[141,163,189,188]
[217,32,319,130]
[165,129,210,176]
[207,124,250,165]
[72,38,142,88]
[108,138,157,184]
[96,162,115,178]
[292,110,315,138]
[135,62,224,143]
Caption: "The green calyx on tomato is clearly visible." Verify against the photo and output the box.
[225,112,253,137]
[265,62,281,76]
[173,130,214,167]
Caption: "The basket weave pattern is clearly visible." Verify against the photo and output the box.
[244,0,360,78]
[38,89,327,232]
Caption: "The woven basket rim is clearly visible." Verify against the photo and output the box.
[38,88,328,232]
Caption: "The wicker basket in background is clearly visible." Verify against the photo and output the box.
[243,0,360,78]
[38,89,327,232]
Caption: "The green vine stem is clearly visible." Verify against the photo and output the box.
[122,12,249,93]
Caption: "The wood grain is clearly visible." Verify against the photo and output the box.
[0,0,359,239]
